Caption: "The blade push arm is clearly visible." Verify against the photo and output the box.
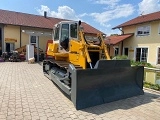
[79,31,93,68]
[98,34,111,60]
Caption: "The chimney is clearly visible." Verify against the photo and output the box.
[44,11,47,18]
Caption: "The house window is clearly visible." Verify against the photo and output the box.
[114,47,119,56]
[124,47,129,56]
[30,36,37,46]
[136,48,148,62]
[137,26,150,36]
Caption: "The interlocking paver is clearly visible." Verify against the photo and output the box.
[78,114,87,119]
[0,62,160,120]
[0,112,6,119]
[31,116,40,120]
[24,115,32,120]
[31,111,39,116]
[38,112,46,117]
[15,115,23,120]
[48,116,57,120]
[62,113,70,119]
[46,112,53,117]
[23,111,31,116]
[39,116,47,120]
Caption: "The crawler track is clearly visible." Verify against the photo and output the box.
[45,59,83,70]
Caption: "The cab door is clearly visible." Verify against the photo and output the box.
[59,23,69,51]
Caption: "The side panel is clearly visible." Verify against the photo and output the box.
[47,43,58,56]
[69,40,86,69]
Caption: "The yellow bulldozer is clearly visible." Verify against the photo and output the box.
[43,21,144,110]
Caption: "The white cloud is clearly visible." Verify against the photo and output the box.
[90,4,134,27]
[105,24,111,28]
[37,5,79,20]
[100,28,121,36]
[36,3,134,28]
[36,3,134,35]
[78,13,88,17]
[37,5,50,13]
[94,0,120,6]
[138,0,160,15]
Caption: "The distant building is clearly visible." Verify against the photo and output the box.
[107,11,160,66]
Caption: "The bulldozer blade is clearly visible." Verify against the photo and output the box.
[70,60,144,110]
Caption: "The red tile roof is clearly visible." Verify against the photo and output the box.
[0,9,103,34]
[104,33,134,45]
[113,11,160,29]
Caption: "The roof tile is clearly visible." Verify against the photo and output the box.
[113,11,160,29]
[104,33,134,45]
[0,9,103,34]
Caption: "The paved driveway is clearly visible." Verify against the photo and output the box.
[0,62,160,120]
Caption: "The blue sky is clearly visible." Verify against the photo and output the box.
[0,0,160,35]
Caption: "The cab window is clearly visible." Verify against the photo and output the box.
[61,24,69,42]
[70,23,77,38]
[54,25,60,41]
[60,24,69,50]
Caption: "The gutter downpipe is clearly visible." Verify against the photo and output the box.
[1,24,4,53]
[37,36,39,62]
[118,28,124,55]
[20,26,22,47]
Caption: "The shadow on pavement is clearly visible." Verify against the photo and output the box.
[81,92,160,115]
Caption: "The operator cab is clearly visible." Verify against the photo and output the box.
[53,21,80,51]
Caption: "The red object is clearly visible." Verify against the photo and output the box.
[19,54,26,61]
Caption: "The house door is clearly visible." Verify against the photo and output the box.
[114,47,119,56]
[157,48,160,64]
[124,47,129,56]
[6,43,14,52]
[0,28,2,55]
[136,48,148,62]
